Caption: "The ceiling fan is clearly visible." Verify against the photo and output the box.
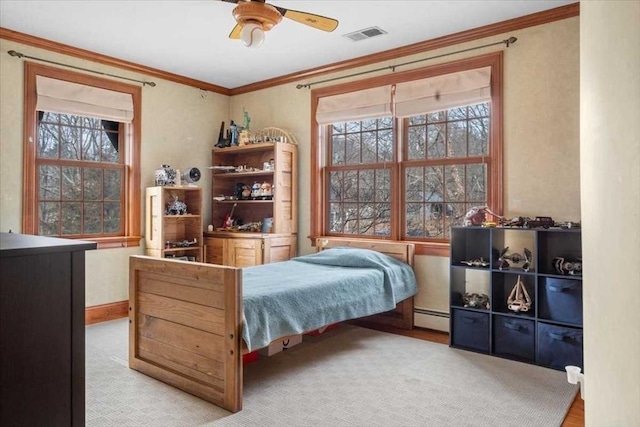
[219,0,339,48]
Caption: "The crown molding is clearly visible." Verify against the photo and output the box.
[0,27,231,95]
[1,2,578,96]
[230,2,579,95]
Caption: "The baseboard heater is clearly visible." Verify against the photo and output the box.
[414,308,450,333]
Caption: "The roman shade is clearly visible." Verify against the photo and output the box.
[316,86,392,125]
[36,76,134,123]
[394,66,491,117]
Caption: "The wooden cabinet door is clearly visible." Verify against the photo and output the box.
[204,237,225,265]
[227,238,262,267]
[263,235,297,263]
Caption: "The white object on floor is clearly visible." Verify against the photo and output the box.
[565,365,585,399]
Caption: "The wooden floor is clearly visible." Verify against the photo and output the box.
[352,320,585,427]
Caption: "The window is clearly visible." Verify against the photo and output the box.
[23,63,141,248]
[311,53,503,256]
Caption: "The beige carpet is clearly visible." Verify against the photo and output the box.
[87,319,577,427]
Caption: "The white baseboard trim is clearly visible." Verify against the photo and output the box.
[414,308,450,333]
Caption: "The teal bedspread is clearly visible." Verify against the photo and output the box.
[241,247,417,351]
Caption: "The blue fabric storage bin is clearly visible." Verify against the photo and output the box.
[539,278,583,325]
[493,316,535,362]
[452,309,489,352]
[537,322,583,370]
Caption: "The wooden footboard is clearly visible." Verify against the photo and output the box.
[128,256,243,412]
[129,239,415,413]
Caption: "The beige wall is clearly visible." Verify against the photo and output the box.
[0,39,229,305]
[231,17,581,318]
[1,18,581,319]
[580,1,640,425]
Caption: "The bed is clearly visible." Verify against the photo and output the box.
[129,237,416,413]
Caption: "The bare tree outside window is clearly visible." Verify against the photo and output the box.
[36,112,124,237]
[324,103,490,242]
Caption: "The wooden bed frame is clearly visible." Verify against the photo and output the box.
[129,238,415,413]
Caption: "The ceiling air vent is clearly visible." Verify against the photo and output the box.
[343,26,387,42]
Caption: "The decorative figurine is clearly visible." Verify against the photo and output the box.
[462,293,490,310]
[553,257,582,275]
[215,121,229,148]
[165,195,187,215]
[463,206,503,226]
[243,107,251,131]
[460,257,489,267]
[155,164,176,186]
[229,120,239,146]
[497,247,532,271]
[507,275,532,312]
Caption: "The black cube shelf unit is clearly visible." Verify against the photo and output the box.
[449,226,583,371]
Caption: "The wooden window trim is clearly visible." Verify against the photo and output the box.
[310,52,503,257]
[22,62,142,247]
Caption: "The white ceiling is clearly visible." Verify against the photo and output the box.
[0,0,575,89]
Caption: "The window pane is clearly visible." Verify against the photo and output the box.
[425,166,444,203]
[379,116,393,128]
[448,107,467,120]
[345,132,361,165]
[102,130,119,163]
[359,170,374,202]
[37,123,59,159]
[104,169,122,200]
[60,115,81,160]
[445,203,468,238]
[39,165,60,200]
[331,134,345,165]
[445,165,465,202]
[41,112,60,123]
[378,129,393,162]
[82,127,101,161]
[406,203,424,238]
[425,210,445,239]
[343,202,358,234]
[84,202,102,234]
[62,167,81,200]
[361,131,377,164]
[427,111,446,122]
[358,203,375,235]
[84,168,103,201]
[409,114,426,125]
[38,202,59,235]
[469,103,489,118]
[361,118,378,131]
[469,118,489,156]
[447,121,468,157]
[408,125,426,160]
[343,170,358,202]
[104,202,121,233]
[329,203,343,233]
[427,124,446,159]
[329,171,341,201]
[61,202,81,235]
[374,203,391,236]
[332,122,345,133]
[406,167,424,202]
[375,169,391,202]
[466,164,487,202]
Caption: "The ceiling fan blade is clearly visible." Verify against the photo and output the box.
[229,23,242,39]
[277,8,339,32]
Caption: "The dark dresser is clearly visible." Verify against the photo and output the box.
[0,233,96,426]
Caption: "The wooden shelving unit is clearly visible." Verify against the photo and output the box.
[145,186,203,262]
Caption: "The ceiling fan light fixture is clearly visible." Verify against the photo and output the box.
[241,21,265,48]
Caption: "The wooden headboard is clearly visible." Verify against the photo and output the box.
[314,237,415,267]
[313,236,416,330]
